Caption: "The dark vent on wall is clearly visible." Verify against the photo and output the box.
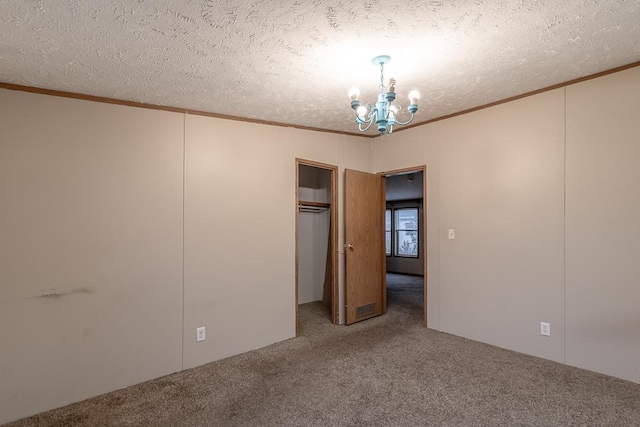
[356,303,376,318]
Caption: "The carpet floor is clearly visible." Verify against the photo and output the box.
[6,273,640,426]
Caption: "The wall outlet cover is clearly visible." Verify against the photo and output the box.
[196,326,206,342]
[540,322,550,336]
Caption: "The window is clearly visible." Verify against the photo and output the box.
[385,205,420,258]
[394,208,418,257]
[385,209,392,256]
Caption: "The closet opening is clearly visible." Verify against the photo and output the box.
[295,159,338,334]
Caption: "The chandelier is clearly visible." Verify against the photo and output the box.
[348,55,419,134]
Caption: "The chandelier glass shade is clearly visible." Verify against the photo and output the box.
[348,55,419,134]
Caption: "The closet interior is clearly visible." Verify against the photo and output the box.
[297,164,334,317]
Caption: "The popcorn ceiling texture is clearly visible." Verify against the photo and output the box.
[0,0,639,134]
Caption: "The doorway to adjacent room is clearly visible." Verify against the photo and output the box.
[381,166,427,326]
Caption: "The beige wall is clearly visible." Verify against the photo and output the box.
[374,66,640,383]
[0,89,372,424]
[0,90,185,423]
[565,67,640,382]
[3,65,638,424]
[437,89,566,362]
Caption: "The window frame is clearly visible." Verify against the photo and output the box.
[386,205,420,259]
[385,208,392,256]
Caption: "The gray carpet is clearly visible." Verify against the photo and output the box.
[7,273,640,426]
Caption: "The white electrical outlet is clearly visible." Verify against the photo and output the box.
[196,326,206,342]
[540,322,550,337]
[448,229,456,240]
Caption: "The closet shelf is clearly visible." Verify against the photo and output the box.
[298,200,331,213]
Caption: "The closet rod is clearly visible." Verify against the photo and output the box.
[298,206,328,213]
[298,200,331,208]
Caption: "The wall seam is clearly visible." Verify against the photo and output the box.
[338,134,343,315]
[371,137,377,173]
[181,113,186,371]
[423,127,430,328]
[336,133,340,168]
[563,87,567,365]
[436,127,441,332]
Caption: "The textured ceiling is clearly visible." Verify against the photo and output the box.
[1,0,639,135]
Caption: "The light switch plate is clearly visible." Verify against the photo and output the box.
[448,229,455,239]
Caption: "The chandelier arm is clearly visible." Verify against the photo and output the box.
[355,111,373,126]
[358,120,375,132]
[358,109,377,132]
[355,109,374,122]
[393,113,415,126]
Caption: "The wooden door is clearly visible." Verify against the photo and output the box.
[345,169,386,324]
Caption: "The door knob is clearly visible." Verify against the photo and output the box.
[346,243,354,250]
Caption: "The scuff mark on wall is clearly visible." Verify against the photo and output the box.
[33,287,94,300]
